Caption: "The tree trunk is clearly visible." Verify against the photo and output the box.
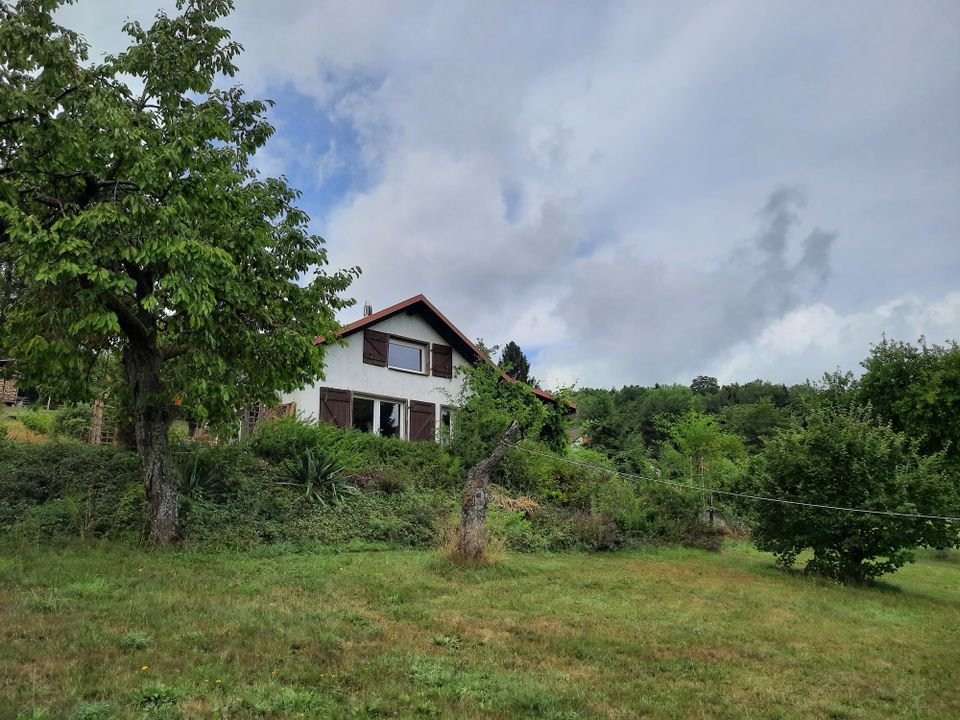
[124,343,178,545]
[456,421,520,562]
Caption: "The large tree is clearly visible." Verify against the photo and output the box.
[0,0,358,543]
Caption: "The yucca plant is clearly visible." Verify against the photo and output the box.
[279,448,358,507]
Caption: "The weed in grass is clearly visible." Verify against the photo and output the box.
[132,682,183,709]
[69,702,114,720]
[430,635,462,651]
[408,658,454,688]
[24,589,65,613]
[343,611,371,627]
[118,631,154,650]
[436,521,507,566]
[230,684,331,714]
[180,630,207,651]
[63,576,112,599]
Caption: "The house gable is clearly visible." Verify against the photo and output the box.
[282,294,572,442]
[284,305,469,436]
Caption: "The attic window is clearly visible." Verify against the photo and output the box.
[388,339,425,373]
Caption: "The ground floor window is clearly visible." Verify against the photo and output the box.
[439,406,453,444]
[352,396,404,438]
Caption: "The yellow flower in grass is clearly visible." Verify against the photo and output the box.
[214,679,222,684]
[140,665,149,671]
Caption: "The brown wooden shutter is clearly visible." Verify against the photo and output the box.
[408,400,436,442]
[431,344,453,378]
[319,387,352,428]
[363,329,388,366]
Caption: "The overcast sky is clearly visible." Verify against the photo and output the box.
[60,0,960,390]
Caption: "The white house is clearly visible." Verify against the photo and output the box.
[282,294,564,442]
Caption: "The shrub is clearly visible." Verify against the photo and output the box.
[53,405,92,440]
[571,510,620,551]
[19,411,54,435]
[0,441,141,536]
[251,417,463,489]
[750,404,960,583]
[498,442,614,503]
[448,361,569,467]
[247,416,329,464]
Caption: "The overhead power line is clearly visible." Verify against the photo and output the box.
[506,443,960,523]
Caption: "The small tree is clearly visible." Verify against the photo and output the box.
[750,405,959,583]
[658,410,745,511]
[0,1,358,543]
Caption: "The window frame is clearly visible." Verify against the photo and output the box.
[386,336,428,375]
[439,405,454,445]
[352,393,406,439]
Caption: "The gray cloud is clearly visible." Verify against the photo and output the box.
[55,0,960,388]
[550,186,839,385]
[728,186,837,327]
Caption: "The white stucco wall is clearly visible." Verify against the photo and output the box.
[282,312,469,437]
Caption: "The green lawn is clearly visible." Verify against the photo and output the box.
[1,542,957,719]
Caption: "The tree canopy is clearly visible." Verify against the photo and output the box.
[0,0,358,543]
[748,405,958,582]
[859,337,960,461]
[500,340,537,387]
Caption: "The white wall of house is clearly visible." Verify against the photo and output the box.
[282,312,469,436]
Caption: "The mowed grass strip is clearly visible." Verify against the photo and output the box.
[0,542,957,719]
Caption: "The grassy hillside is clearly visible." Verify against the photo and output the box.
[1,543,957,719]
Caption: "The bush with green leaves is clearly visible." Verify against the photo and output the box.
[858,337,960,461]
[749,404,960,583]
[658,410,745,491]
[52,405,93,440]
[498,442,615,503]
[0,440,141,537]
[449,361,569,467]
[575,475,723,551]
[250,417,463,489]
[18,411,54,435]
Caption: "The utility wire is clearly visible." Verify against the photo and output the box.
[507,443,960,523]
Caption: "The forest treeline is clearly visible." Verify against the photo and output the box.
[573,336,960,471]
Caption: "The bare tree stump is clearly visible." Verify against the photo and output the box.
[456,421,520,562]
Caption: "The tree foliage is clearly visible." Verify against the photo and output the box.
[449,360,568,467]
[859,337,960,461]
[0,0,358,543]
[500,340,537,387]
[658,410,745,492]
[749,405,959,583]
[689,375,718,395]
